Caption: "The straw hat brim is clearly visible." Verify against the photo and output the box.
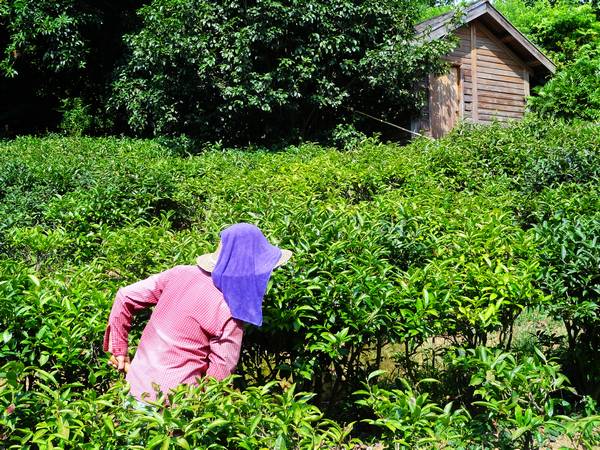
[197,248,293,273]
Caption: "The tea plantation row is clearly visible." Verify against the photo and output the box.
[1,117,599,448]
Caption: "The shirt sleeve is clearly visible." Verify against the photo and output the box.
[103,267,177,356]
[205,318,244,380]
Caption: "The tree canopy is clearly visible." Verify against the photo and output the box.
[1,0,599,141]
[110,0,452,143]
[0,0,144,135]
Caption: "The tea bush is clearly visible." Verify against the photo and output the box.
[357,348,600,449]
[1,119,599,447]
[0,368,353,449]
[534,211,600,400]
[446,347,574,448]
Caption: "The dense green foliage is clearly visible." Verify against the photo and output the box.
[496,0,600,64]
[0,0,451,142]
[111,0,452,142]
[0,0,144,135]
[528,45,600,121]
[495,0,600,121]
[3,0,600,139]
[1,120,599,447]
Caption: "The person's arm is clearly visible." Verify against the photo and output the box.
[205,318,244,380]
[103,267,177,359]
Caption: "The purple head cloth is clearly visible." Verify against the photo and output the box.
[211,223,282,326]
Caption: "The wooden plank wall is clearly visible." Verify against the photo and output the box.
[444,22,529,124]
[444,27,472,119]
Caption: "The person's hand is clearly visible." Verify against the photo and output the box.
[107,330,130,373]
[108,354,131,373]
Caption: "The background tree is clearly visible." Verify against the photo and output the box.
[0,0,145,136]
[495,0,600,64]
[528,44,600,121]
[110,0,454,145]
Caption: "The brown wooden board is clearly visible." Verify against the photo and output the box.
[456,37,471,49]
[466,101,524,113]
[465,93,524,105]
[462,62,523,78]
[478,47,518,63]
[477,71,524,83]
[447,49,470,58]
[464,78,526,95]
[419,3,556,134]
[479,113,514,120]
[477,22,533,71]
[463,66,524,83]
[477,54,523,71]
[448,40,470,54]
[449,49,471,58]
[479,115,512,123]
[446,53,469,64]
[430,67,461,137]
[479,108,523,118]
[455,27,470,37]
[480,102,524,112]
[465,84,523,96]
[465,87,522,98]
[465,72,521,84]
[476,77,524,89]
[477,45,510,56]
[477,65,523,78]
[478,95,524,106]
[478,89,524,100]
[477,36,511,54]
[471,24,479,122]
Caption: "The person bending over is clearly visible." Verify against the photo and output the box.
[103,223,292,402]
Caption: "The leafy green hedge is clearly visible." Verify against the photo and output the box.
[529,45,600,121]
[494,0,600,121]
[1,118,599,448]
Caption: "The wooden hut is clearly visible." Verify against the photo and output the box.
[412,0,556,138]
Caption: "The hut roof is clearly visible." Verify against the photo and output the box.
[415,0,556,77]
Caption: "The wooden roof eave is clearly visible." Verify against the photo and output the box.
[485,7,555,74]
[414,0,488,41]
[414,0,556,75]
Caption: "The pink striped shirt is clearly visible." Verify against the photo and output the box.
[103,265,244,401]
